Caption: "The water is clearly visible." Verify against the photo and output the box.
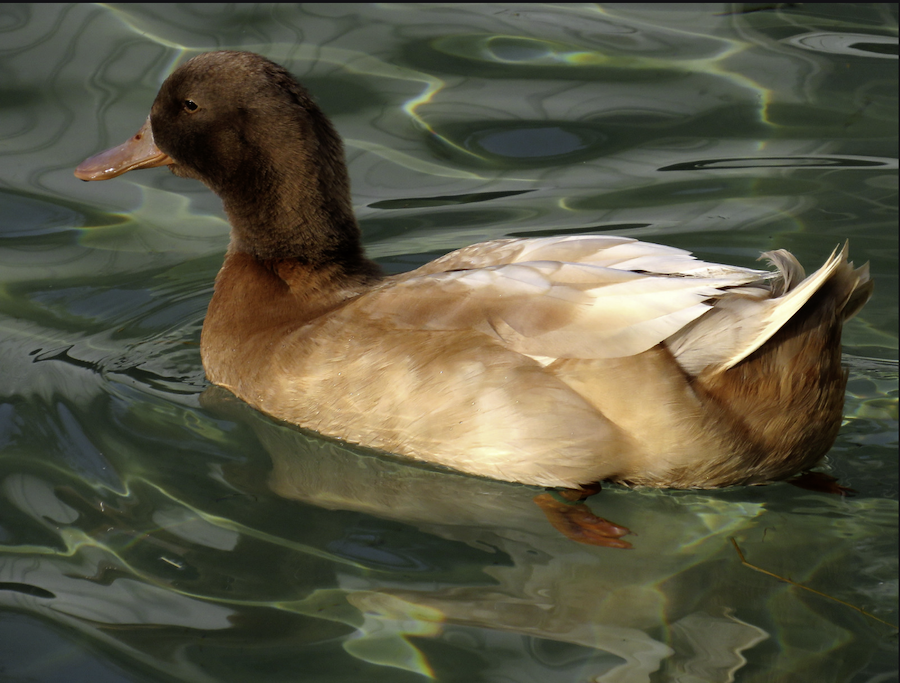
[0,4,897,682]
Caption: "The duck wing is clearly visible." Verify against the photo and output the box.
[367,236,773,362]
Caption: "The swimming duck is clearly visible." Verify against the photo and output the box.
[76,51,872,491]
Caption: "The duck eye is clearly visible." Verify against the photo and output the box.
[183,99,199,113]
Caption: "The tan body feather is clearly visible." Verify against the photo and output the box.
[201,236,872,489]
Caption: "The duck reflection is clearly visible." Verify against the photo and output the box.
[203,387,772,682]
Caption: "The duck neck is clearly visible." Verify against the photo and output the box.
[218,142,380,281]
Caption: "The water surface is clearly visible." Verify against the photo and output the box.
[0,4,897,682]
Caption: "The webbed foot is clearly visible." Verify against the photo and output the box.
[534,492,632,549]
[788,471,856,496]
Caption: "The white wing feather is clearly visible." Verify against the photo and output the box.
[373,236,777,363]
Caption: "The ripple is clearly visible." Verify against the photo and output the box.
[409,33,694,81]
[659,156,894,171]
[0,189,85,237]
[469,125,598,159]
[784,32,899,59]
[429,121,608,169]
[369,189,532,210]
[434,34,595,67]
[0,582,55,599]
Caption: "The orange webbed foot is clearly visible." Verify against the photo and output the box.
[788,471,857,496]
[534,492,632,549]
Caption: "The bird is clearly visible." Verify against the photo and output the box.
[75,50,872,493]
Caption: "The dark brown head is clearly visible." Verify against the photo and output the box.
[151,54,335,191]
[77,51,374,271]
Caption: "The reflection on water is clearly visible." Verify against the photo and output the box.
[0,3,897,682]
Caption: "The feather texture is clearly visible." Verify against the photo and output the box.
[195,234,872,488]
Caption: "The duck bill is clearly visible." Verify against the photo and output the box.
[74,117,173,181]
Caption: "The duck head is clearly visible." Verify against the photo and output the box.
[76,51,369,268]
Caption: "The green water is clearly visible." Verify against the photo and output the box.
[0,4,897,682]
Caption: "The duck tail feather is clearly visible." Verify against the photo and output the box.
[718,244,846,371]
[842,259,874,322]
[670,244,872,375]
[758,248,805,295]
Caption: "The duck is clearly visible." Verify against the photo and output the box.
[75,50,873,491]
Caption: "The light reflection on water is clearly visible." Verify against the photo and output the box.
[0,4,897,682]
